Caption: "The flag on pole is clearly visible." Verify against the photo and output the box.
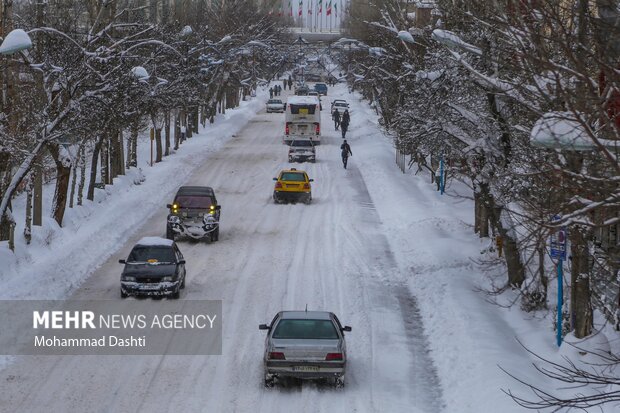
[326,0,332,16]
[318,0,323,14]
[278,3,283,16]
[308,0,312,14]
[334,1,337,17]
[289,0,293,16]
[298,0,303,16]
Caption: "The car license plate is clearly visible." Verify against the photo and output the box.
[286,184,299,188]
[293,366,319,372]
[299,108,308,114]
[140,284,160,290]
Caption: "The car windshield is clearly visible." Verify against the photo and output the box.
[127,246,175,264]
[335,103,347,107]
[280,172,306,182]
[290,104,316,115]
[174,195,213,209]
[291,140,313,147]
[272,319,339,340]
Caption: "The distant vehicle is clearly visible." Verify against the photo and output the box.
[330,99,348,110]
[314,83,328,95]
[288,139,316,163]
[331,100,349,117]
[260,310,352,387]
[272,168,313,204]
[295,85,310,95]
[307,91,323,110]
[285,95,321,144]
[119,237,186,299]
[166,186,221,242]
[266,99,285,113]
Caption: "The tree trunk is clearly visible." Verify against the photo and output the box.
[570,228,593,338]
[0,151,11,240]
[110,130,118,181]
[130,121,138,168]
[69,142,83,208]
[87,135,104,201]
[24,173,33,245]
[118,129,125,175]
[155,128,163,163]
[174,111,180,150]
[192,107,199,133]
[77,144,86,206]
[48,142,72,227]
[164,111,171,156]
[100,134,110,185]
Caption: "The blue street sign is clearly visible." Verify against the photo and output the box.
[550,216,567,260]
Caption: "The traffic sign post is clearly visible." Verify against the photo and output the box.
[550,216,567,347]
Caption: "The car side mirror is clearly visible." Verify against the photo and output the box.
[309,179,314,182]
[215,205,221,211]
[166,204,172,209]
[342,326,352,332]
[273,177,278,181]
[119,259,126,264]
[178,259,186,265]
[259,324,270,330]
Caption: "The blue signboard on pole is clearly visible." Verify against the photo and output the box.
[550,215,567,347]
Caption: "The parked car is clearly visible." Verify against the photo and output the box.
[331,100,349,116]
[260,310,352,387]
[166,186,221,242]
[119,237,186,299]
[272,168,313,204]
[266,99,285,113]
[314,83,328,95]
[288,139,316,163]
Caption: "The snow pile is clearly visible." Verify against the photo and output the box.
[432,29,482,56]
[530,111,595,151]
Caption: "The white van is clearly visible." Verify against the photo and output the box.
[284,96,321,145]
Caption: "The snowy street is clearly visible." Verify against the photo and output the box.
[0,86,450,412]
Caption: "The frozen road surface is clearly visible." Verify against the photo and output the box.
[0,87,444,413]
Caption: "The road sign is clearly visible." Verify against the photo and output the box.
[550,216,567,260]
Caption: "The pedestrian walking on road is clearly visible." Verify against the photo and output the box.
[340,109,350,138]
[269,87,274,99]
[287,78,292,90]
[333,110,341,131]
[283,79,287,90]
[340,140,352,169]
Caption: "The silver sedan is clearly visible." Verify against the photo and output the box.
[259,310,352,387]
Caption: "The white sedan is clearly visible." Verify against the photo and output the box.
[266,99,285,113]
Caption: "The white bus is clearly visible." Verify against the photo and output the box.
[284,96,321,145]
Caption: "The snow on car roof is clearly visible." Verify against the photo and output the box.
[287,96,320,105]
[136,237,174,247]
[281,311,332,320]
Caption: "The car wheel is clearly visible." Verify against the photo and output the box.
[166,225,175,241]
[305,195,312,205]
[264,371,275,388]
[213,227,219,241]
[171,288,180,299]
[121,288,128,299]
[334,375,345,388]
[181,275,186,289]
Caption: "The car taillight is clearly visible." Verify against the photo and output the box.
[315,123,320,135]
[325,353,343,361]
[269,352,285,360]
[303,183,310,189]
[285,122,290,135]
[275,182,283,189]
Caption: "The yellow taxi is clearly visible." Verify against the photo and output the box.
[272,168,313,204]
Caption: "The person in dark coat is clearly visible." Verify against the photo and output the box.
[269,87,273,98]
[333,109,341,130]
[340,140,352,169]
[283,79,287,90]
[340,109,350,138]
[287,78,292,90]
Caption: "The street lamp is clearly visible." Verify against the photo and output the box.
[0,29,33,55]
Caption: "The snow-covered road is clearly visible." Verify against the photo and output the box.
[0,87,444,413]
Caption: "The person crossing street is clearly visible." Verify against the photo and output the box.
[340,109,350,138]
[333,110,341,131]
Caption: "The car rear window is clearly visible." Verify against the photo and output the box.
[128,246,176,264]
[290,104,316,115]
[268,100,281,104]
[174,195,213,209]
[280,172,306,182]
[291,140,313,147]
[272,319,339,339]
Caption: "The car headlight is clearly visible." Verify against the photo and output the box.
[122,276,136,282]
[161,276,175,282]
[168,215,181,224]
